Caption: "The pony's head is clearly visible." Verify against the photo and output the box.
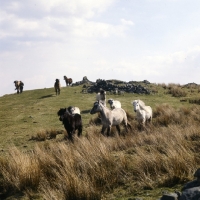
[133,100,146,111]
[132,100,140,112]
[90,101,104,114]
[57,108,67,121]
[99,89,106,100]
[108,99,114,105]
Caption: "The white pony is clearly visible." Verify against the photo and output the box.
[132,100,152,126]
[107,99,121,109]
[90,101,131,136]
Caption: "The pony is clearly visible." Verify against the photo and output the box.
[90,101,131,136]
[14,81,24,94]
[107,99,121,109]
[54,79,61,95]
[57,108,82,141]
[64,76,73,86]
[132,100,152,126]
[96,89,106,106]
[67,106,81,115]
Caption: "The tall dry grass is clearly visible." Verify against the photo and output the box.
[0,104,200,199]
[167,85,187,97]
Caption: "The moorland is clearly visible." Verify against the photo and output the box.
[0,81,200,200]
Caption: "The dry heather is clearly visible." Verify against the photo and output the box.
[167,85,187,97]
[0,104,200,199]
[159,83,187,97]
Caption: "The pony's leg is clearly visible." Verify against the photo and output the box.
[146,116,152,127]
[141,118,146,129]
[78,127,82,137]
[123,119,129,133]
[127,123,132,131]
[101,126,106,135]
[106,126,111,137]
[138,120,145,131]
[142,117,146,124]
[149,116,152,123]
[68,132,74,142]
[66,131,73,141]
[116,125,121,135]
[125,125,129,134]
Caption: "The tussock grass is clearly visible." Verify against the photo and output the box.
[153,104,200,127]
[0,147,40,192]
[1,84,200,199]
[167,85,187,97]
[1,104,200,199]
[30,129,64,141]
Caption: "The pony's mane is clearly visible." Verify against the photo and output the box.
[137,99,149,111]
[138,99,145,107]
[98,100,106,107]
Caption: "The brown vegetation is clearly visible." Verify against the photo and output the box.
[0,103,200,199]
[167,85,187,97]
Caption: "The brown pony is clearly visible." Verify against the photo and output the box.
[14,81,24,94]
[54,79,61,95]
[64,76,73,86]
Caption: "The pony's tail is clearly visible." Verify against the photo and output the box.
[127,122,132,130]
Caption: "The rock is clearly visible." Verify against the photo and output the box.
[73,77,151,94]
[179,186,200,200]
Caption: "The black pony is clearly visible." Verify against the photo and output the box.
[57,108,82,141]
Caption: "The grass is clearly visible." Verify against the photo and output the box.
[0,82,200,199]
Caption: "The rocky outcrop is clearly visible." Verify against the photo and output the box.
[73,77,151,94]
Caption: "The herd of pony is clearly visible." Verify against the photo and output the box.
[57,89,153,141]
[13,78,152,140]
[54,76,73,95]
[14,76,72,96]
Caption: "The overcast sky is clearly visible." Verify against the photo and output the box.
[1,0,200,96]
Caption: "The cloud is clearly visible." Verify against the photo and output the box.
[1,0,116,19]
[120,19,134,26]
[1,0,200,97]
[38,0,116,17]
[0,0,131,47]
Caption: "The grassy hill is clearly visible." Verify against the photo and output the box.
[0,82,200,199]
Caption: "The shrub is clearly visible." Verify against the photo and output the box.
[167,86,187,97]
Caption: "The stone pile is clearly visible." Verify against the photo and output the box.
[73,77,151,94]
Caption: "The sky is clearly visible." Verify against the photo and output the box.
[1,0,200,96]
